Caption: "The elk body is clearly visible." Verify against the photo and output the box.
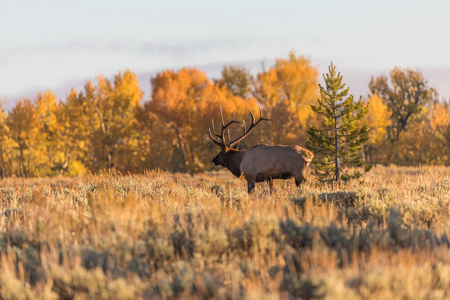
[209,108,314,193]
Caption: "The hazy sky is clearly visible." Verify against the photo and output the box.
[1,0,449,107]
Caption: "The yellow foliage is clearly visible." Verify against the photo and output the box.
[0,102,12,177]
[430,101,450,132]
[254,50,318,145]
[364,95,392,147]
[384,102,450,165]
[36,90,60,132]
[6,98,40,177]
[85,70,143,172]
[57,87,102,176]
[35,90,65,176]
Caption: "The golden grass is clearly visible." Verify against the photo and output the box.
[0,166,449,299]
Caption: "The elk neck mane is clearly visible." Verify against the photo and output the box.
[225,149,246,177]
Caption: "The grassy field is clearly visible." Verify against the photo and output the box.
[0,166,449,299]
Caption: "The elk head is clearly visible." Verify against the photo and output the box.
[209,107,270,167]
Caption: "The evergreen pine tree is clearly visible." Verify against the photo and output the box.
[306,62,371,185]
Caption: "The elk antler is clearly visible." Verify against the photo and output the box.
[209,107,242,148]
[228,107,270,148]
[209,107,270,149]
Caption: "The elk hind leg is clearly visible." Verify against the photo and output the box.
[247,179,256,194]
[294,176,306,187]
[265,177,273,194]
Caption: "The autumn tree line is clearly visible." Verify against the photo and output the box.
[1,51,449,178]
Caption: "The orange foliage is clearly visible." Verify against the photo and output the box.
[146,67,257,173]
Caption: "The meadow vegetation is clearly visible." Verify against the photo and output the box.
[0,166,449,299]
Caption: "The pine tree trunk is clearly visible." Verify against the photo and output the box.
[334,105,340,187]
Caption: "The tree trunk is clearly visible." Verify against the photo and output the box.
[334,105,340,188]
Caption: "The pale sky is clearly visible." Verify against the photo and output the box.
[1,0,449,108]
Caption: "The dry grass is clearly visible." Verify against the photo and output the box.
[0,166,449,299]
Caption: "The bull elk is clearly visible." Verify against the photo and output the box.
[209,107,314,193]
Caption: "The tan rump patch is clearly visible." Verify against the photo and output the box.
[301,149,314,163]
